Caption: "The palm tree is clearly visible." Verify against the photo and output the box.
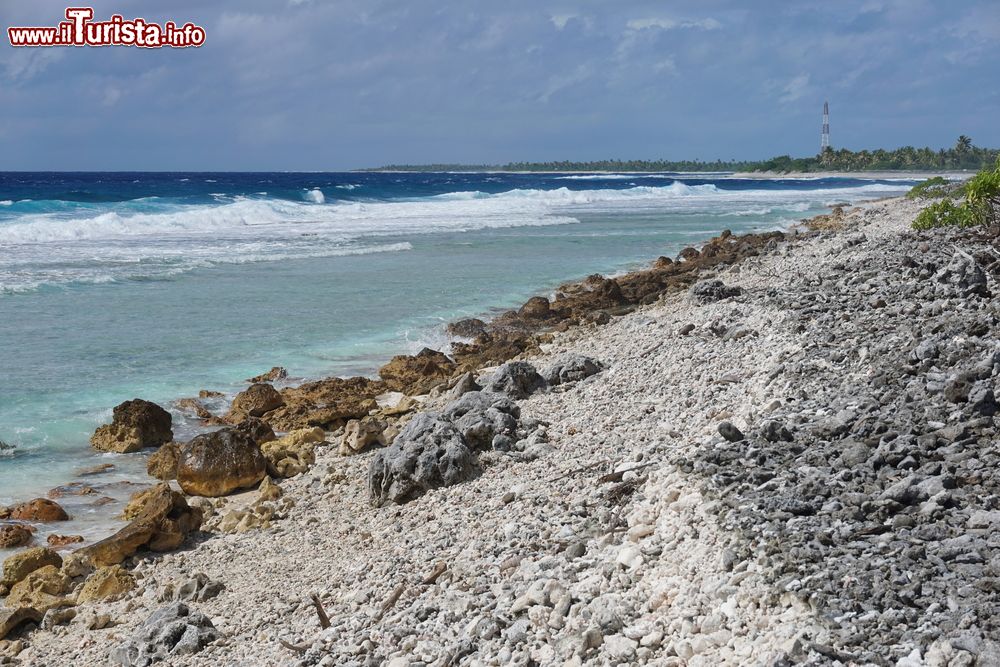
[956,135,973,153]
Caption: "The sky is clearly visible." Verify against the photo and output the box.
[0,0,998,170]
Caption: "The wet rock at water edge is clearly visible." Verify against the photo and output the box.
[90,399,173,454]
[177,428,267,496]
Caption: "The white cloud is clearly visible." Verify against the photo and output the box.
[551,14,575,30]
[626,17,721,31]
[1,49,64,83]
[102,87,122,107]
[779,73,811,103]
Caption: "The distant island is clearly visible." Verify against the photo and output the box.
[362,136,998,173]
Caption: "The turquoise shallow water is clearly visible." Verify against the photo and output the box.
[0,171,915,544]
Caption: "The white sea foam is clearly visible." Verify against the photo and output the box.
[0,201,12,206]
[0,180,909,294]
[556,174,678,180]
[305,188,326,204]
[335,184,360,190]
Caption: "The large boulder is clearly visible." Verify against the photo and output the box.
[484,361,546,399]
[177,429,267,497]
[110,602,219,665]
[146,442,179,481]
[379,348,457,395]
[226,383,283,422]
[259,427,324,478]
[91,399,173,454]
[368,413,477,506]
[2,498,69,522]
[1,547,62,588]
[541,355,604,386]
[0,523,32,549]
[443,391,520,451]
[447,318,487,338]
[78,565,136,603]
[76,483,202,567]
[232,417,276,445]
[264,376,385,431]
[6,564,74,613]
[518,296,553,320]
[0,607,43,641]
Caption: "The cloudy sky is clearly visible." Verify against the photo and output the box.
[1,0,998,170]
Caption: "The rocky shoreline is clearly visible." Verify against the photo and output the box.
[3,196,1000,665]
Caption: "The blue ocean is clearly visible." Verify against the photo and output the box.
[0,171,914,542]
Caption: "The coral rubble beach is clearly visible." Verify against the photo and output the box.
[4,195,1000,665]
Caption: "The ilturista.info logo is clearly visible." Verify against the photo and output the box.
[7,7,206,48]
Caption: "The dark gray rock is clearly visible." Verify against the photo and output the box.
[718,421,744,442]
[367,413,478,505]
[445,372,481,401]
[484,361,546,399]
[111,603,218,666]
[760,420,793,442]
[541,355,604,386]
[690,280,742,304]
[443,391,519,420]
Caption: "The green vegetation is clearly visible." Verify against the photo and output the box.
[906,176,960,200]
[363,137,999,174]
[912,158,1000,230]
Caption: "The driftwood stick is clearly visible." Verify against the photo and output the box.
[311,593,331,629]
[374,582,406,621]
[597,462,654,484]
[279,639,309,654]
[552,459,609,482]
[421,561,448,585]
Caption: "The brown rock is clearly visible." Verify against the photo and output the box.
[147,442,180,481]
[678,246,700,261]
[258,476,282,502]
[176,398,213,420]
[265,376,385,431]
[1,547,62,588]
[339,417,387,456]
[77,565,135,603]
[260,427,324,478]
[226,383,284,421]
[4,498,69,522]
[177,428,267,496]
[120,486,159,521]
[90,399,173,454]
[0,524,32,549]
[47,483,95,500]
[246,366,287,383]
[76,483,202,567]
[518,296,553,320]
[0,607,42,641]
[6,564,73,613]
[378,348,457,395]
[233,416,276,445]
[198,390,224,398]
[46,534,84,549]
[447,318,487,338]
[74,463,115,477]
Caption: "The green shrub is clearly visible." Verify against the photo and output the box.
[907,176,952,199]
[913,159,1000,229]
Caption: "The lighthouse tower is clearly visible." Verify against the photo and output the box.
[821,101,830,151]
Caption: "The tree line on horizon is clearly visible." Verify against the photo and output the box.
[365,137,999,173]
